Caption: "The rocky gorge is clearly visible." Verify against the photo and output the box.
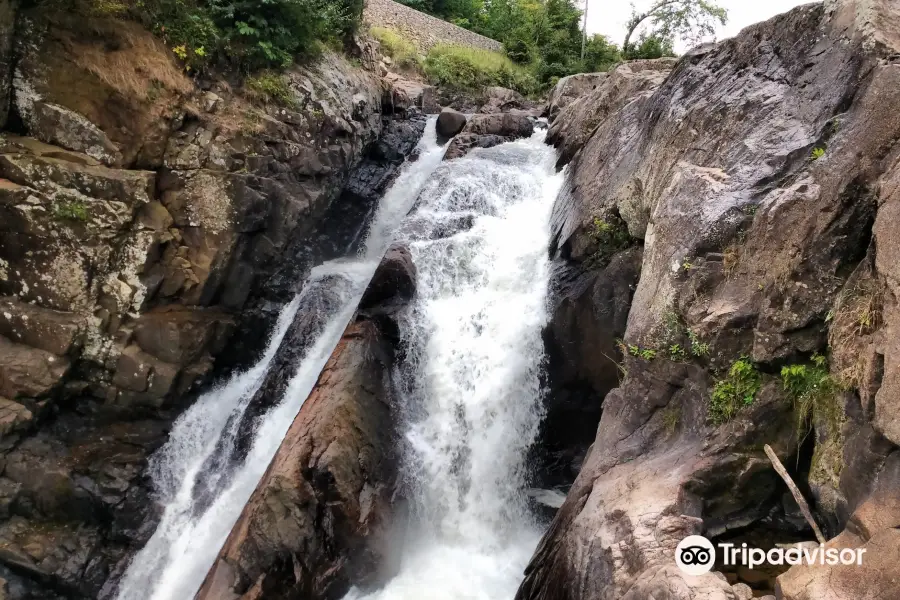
[0,0,898,600]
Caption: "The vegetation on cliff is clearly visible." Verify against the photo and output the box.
[42,0,364,71]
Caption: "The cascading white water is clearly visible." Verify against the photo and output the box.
[347,130,565,600]
[115,118,445,600]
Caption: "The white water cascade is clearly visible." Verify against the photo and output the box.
[348,130,565,600]
[115,119,446,600]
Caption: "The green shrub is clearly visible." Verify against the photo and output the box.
[53,201,89,222]
[244,71,296,107]
[423,44,538,96]
[709,358,761,424]
[370,26,420,69]
[130,0,362,71]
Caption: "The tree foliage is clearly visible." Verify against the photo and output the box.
[60,0,364,71]
[396,0,720,87]
[623,0,726,56]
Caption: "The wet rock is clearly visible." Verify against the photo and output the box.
[196,319,400,600]
[359,243,417,315]
[537,248,642,486]
[443,133,508,160]
[464,112,534,138]
[442,112,534,160]
[436,108,467,139]
[345,114,427,203]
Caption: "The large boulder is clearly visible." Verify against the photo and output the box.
[196,318,400,600]
[436,107,467,139]
[519,1,900,599]
[546,72,608,121]
[478,86,526,114]
[443,113,534,160]
[464,112,534,138]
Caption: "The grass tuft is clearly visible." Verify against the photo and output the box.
[371,26,421,69]
[244,72,297,108]
[423,44,538,97]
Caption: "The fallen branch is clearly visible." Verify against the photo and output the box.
[764,444,826,544]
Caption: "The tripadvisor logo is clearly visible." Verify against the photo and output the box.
[675,535,866,576]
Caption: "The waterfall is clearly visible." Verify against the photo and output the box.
[114,118,445,600]
[348,130,564,600]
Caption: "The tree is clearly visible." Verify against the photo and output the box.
[622,0,727,55]
[581,34,620,72]
[625,32,675,59]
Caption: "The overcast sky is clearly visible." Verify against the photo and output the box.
[585,0,816,50]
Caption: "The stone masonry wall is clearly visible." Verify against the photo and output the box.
[364,0,502,53]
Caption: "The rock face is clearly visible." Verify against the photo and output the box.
[0,0,14,129]
[196,247,415,600]
[436,108,466,139]
[537,248,642,486]
[444,113,535,160]
[520,1,900,599]
[0,7,425,598]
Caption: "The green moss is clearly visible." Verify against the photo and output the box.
[53,201,89,222]
[709,358,761,424]
[782,354,845,486]
[811,147,826,160]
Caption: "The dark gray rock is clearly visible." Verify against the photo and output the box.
[0,0,15,130]
[443,133,508,160]
[360,243,417,315]
[436,108,467,139]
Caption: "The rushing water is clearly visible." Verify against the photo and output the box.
[347,131,564,600]
[115,118,445,600]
